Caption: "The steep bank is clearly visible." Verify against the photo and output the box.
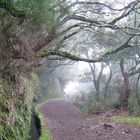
[0,73,38,140]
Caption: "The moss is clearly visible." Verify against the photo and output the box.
[40,130,51,140]
[35,101,52,140]
[0,73,38,140]
[112,117,140,125]
[37,49,80,61]
[0,125,4,133]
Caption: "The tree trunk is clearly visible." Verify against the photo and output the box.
[89,62,104,101]
[104,65,112,100]
[135,74,140,105]
[120,73,131,107]
[94,82,100,101]
[120,60,131,108]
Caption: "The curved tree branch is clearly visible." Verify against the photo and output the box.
[37,34,136,63]
[70,1,137,12]
[39,50,103,63]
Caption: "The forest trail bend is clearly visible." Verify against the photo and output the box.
[40,100,140,140]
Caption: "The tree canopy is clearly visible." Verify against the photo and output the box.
[0,0,140,72]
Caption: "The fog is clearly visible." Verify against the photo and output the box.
[51,61,110,102]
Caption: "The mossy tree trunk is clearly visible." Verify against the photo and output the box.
[120,60,131,109]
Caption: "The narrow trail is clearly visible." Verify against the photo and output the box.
[40,100,140,140]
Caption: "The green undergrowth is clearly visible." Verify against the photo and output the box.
[35,101,52,140]
[73,101,89,114]
[73,99,106,115]
[112,116,140,125]
[0,76,32,140]
[0,72,39,140]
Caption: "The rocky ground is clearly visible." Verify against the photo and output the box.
[40,100,140,140]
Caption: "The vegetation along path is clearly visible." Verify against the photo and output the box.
[40,100,140,140]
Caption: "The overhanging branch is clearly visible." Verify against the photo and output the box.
[70,1,137,11]
[38,50,103,63]
[109,1,139,25]
[102,35,135,58]
[129,68,140,77]
[66,1,140,27]
[38,35,136,63]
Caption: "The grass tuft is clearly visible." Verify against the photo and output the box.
[112,117,140,125]
[39,130,51,140]
[35,101,52,140]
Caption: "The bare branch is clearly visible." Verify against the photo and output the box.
[66,1,140,28]
[32,32,56,52]
[102,35,135,58]
[67,15,101,24]
[38,35,136,63]
[70,1,137,12]
[109,1,139,25]
[129,68,140,77]
[58,24,80,37]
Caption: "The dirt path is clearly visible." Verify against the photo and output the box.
[40,100,140,140]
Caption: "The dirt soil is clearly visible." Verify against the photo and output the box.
[40,100,140,140]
